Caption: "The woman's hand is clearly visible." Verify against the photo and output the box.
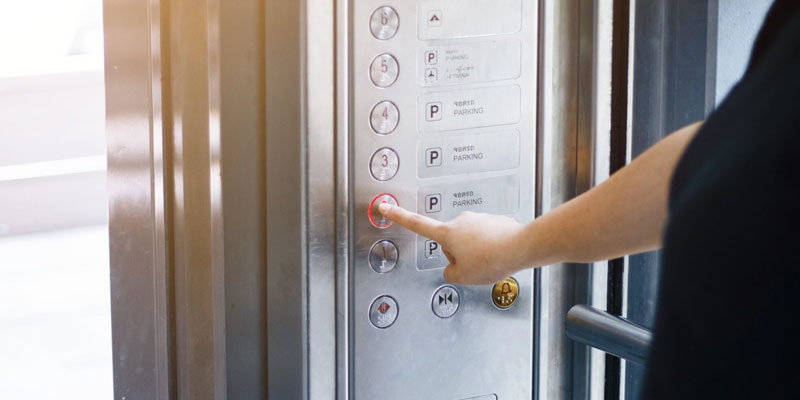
[379,203,527,285]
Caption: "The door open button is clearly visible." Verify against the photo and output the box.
[368,193,398,228]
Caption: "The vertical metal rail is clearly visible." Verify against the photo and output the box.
[335,0,352,398]
[305,0,338,399]
[536,0,612,398]
[107,0,270,397]
[105,0,172,397]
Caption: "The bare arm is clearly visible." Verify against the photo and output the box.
[380,121,703,284]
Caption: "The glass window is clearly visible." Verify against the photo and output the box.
[622,1,773,398]
[0,0,111,398]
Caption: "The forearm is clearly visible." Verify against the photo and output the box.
[514,121,703,269]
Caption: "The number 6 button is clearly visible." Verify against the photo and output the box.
[370,147,399,181]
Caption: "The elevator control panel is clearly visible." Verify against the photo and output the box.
[353,1,536,398]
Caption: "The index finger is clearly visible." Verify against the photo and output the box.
[379,202,444,239]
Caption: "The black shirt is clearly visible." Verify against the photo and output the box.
[643,1,800,398]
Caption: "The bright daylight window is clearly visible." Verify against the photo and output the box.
[0,0,112,398]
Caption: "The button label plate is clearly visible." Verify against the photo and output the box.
[418,85,520,132]
[419,40,521,87]
[416,175,520,271]
[417,175,520,221]
[418,130,520,178]
[418,0,522,40]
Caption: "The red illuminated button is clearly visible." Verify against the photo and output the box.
[368,193,398,228]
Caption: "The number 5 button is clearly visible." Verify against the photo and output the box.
[370,54,399,88]
[370,147,399,181]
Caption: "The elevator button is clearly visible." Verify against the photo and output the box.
[368,193,398,229]
[370,54,399,88]
[369,147,399,181]
[491,278,519,309]
[370,6,399,40]
[369,295,398,328]
[370,101,399,135]
[431,285,460,318]
[369,240,398,273]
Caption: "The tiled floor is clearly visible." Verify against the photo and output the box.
[0,225,112,399]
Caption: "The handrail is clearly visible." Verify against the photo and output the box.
[565,304,653,365]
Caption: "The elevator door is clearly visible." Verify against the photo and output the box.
[349,1,537,398]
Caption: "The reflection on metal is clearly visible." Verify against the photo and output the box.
[566,305,652,365]
[536,0,609,398]
[107,0,267,397]
[104,0,171,397]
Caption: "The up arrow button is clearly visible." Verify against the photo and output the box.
[427,10,443,27]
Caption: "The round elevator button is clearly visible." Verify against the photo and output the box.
[369,240,398,273]
[369,6,399,40]
[369,147,399,181]
[370,53,399,88]
[368,193,398,229]
[431,285,460,318]
[369,101,399,135]
[492,278,519,309]
[369,295,398,328]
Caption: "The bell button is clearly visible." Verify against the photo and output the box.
[491,278,519,309]
[368,193,398,229]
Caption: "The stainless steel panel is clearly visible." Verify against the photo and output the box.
[218,0,268,396]
[418,0,522,40]
[418,39,522,87]
[265,0,307,398]
[350,1,537,398]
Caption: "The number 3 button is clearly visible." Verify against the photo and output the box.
[370,147,399,181]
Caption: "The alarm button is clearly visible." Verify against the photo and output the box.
[492,278,519,309]
[368,193,398,228]
[369,295,398,328]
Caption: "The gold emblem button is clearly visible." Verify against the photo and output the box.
[492,278,519,309]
